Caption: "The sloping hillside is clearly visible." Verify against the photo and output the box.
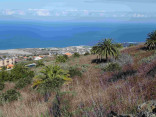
[0,44,156,117]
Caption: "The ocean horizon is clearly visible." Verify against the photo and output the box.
[0,21,156,50]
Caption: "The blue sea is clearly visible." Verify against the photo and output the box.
[0,21,156,50]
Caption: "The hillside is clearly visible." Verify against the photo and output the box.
[0,44,156,117]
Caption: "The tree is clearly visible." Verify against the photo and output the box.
[40,65,71,82]
[128,43,135,47]
[91,39,119,61]
[36,60,45,67]
[73,53,80,58]
[84,52,90,56]
[0,69,10,82]
[10,64,34,81]
[114,43,123,48]
[56,55,68,63]
[145,30,156,50]
[32,65,72,101]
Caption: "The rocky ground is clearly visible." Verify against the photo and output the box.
[107,100,156,117]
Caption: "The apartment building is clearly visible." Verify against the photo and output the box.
[0,58,16,68]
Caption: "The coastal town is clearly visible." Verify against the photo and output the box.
[0,46,91,70]
[0,43,139,70]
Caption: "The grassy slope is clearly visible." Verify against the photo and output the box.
[0,44,156,117]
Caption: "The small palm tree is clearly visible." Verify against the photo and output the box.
[91,39,119,61]
[33,65,71,90]
[33,65,71,101]
[145,31,156,50]
[41,65,71,81]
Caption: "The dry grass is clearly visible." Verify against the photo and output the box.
[0,84,55,117]
[0,45,156,117]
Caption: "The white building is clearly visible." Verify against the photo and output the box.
[34,56,42,61]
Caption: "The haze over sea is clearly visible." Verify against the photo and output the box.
[0,21,156,50]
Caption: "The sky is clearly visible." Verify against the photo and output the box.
[0,0,156,22]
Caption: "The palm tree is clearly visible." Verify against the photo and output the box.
[145,31,156,50]
[33,65,71,101]
[33,65,71,89]
[91,39,119,61]
[41,65,71,81]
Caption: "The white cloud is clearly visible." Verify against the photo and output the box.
[28,9,50,16]
[0,8,154,19]
[3,9,15,15]
[2,9,25,15]
[17,10,25,15]
[62,11,68,16]
[55,12,60,16]
[132,13,146,18]
[83,10,89,15]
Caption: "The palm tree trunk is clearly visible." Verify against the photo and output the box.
[96,55,98,63]
[100,55,102,62]
[44,91,51,102]
[51,92,61,117]
[106,53,108,62]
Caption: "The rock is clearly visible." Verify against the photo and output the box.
[107,111,118,117]
[118,114,134,117]
[137,100,156,117]
[107,100,156,117]
[107,111,134,117]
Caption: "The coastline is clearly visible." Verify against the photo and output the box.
[0,42,141,56]
[0,46,92,56]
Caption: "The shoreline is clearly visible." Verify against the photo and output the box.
[0,42,142,50]
[0,46,92,56]
[0,42,142,56]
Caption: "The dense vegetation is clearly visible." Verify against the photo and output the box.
[0,32,156,117]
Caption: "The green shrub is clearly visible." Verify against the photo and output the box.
[81,64,90,72]
[27,58,33,61]
[1,66,7,70]
[108,70,137,82]
[36,60,45,67]
[63,55,69,60]
[0,70,10,82]
[139,51,156,64]
[56,55,68,63]
[147,65,156,77]
[114,43,123,48]
[84,52,90,56]
[59,63,69,70]
[73,53,80,58]
[15,77,32,89]
[0,89,20,104]
[69,67,82,77]
[102,63,121,72]
[128,43,135,47]
[10,64,34,81]
[0,83,5,91]
[112,53,133,66]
